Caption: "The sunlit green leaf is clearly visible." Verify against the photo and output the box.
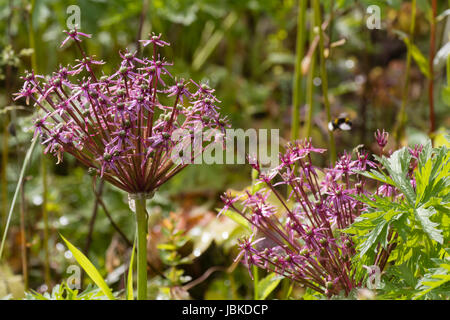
[60,235,115,300]
[414,207,443,244]
[257,273,283,300]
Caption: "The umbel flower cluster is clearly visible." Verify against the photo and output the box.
[15,30,228,195]
[221,139,377,297]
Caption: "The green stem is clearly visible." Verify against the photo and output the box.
[253,265,259,300]
[305,9,316,138]
[429,0,437,134]
[42,151,50,287]
[313,0,336,164]
[28,0,50,286]
[394,0,416,144]
[28,0,37,71]
[1,118,8,226]
[134,196,148,300]
[20,179,28,290]
[291,0,307,141]
[447,49,450,87]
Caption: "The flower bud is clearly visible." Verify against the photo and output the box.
[103,152,112,161]
[344,240,352,248]
[119,66,128,74]
[87,167,98,176]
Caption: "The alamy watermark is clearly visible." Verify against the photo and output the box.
[66,5,81,29]
[364,265,383,289]
[66,265,81,290]
[170,122,280,169]
[366,5,381,30]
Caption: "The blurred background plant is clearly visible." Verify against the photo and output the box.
[0,0,449,300]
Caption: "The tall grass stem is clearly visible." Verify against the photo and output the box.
[313,0,336,164]
[429,0,437,134]
[394,0,416,144]
[291,0,308,141]
[0,138,38,259]
[305,9,316,138]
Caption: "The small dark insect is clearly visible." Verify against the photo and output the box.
[250,110,270,120]
[328,117,352,131]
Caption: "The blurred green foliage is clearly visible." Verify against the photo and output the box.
[0,0,449,299]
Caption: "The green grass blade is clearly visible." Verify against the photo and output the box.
[0,137,38,259]
[127,238,136,300]
[60,234,115,300]
[192,12,237,71]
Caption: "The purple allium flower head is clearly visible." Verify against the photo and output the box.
[221,139,375,297]
[16,32,228,195]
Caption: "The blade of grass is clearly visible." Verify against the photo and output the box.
[253,265,259,300]
[192,12,237,71]
[0,137,38,259]
[127,238,136,300]
[60,234,115,300]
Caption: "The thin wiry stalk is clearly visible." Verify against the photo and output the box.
[429,0,437,134]
[394,0,416,144]
[93,187,132,247]
[84,180,104,255]
[313,0,336,164]
[291,0,308,141]
[90,185,167,279]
